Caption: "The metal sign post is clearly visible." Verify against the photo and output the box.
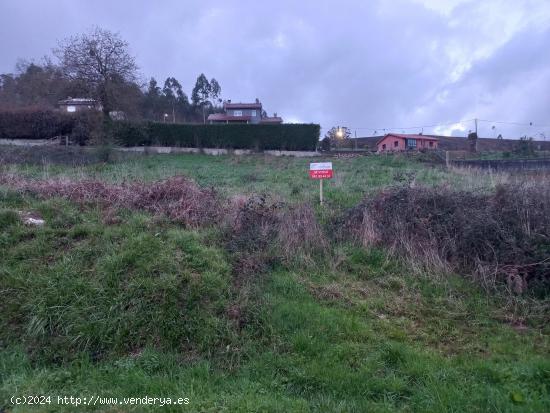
[309,162,333,205]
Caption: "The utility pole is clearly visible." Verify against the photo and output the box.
[473,118,478,153]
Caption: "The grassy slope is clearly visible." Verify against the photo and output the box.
[3,153,468,207]
[1,154,549,412]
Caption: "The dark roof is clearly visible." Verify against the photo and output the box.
[223,102,262,110]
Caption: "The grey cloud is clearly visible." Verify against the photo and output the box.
[1,0,549,138]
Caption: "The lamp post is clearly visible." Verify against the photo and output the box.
[163,113,169,123]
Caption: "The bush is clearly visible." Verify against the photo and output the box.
[277,203,328,265]
[226,195,282,280]
[343,184,550,297]
[111,121,321,151]
[514,137,536,157]
[0,175,223,229]
[0,108,103,144]
[70,111,103,145]
[0,108,73,139]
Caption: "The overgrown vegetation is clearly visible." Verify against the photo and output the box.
[0,109,100,140]
[1,154,549,412]
[343,184,550,301]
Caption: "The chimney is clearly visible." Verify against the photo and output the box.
[227,99,231,103]
[255,98,259,103]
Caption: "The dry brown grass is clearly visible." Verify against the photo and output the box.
[277,203,328,265]
[344,183,550,297]
[0,174,222,228]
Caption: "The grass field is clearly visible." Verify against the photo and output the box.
[1,152,549,412]
[1,152,526,205]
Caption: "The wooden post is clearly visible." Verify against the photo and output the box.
[320,179,323,205]
[445,151,450,168]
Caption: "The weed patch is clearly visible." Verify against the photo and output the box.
[0,175,222,228]
[344,184,550,300]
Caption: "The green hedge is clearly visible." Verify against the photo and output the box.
[111,121,320,151]
[0,109,102,144]
[0,109,74,139]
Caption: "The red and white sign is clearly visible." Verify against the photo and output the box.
[309,162,333,179]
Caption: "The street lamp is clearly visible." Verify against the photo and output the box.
[163,113,169,123]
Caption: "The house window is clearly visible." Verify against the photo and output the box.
[67,106,76,113]
[429,141,433,147]
[382,144,386,150]
[394,141,398,147]
[251,110,257,116]
[234,110,242,116]
[406,139,417,149]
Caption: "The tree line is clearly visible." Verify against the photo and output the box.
[0,27,222,124]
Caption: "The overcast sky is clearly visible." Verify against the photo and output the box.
[1,0,549,138]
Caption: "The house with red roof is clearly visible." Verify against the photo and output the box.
[207,99,283,124]
[377,133,438,152]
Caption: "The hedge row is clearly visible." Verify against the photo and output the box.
[0,110,321,151]
[111,121,320,151]
[0,109,74,139]
[0,109,102,144]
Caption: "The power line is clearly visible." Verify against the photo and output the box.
[477,119,550,129]
[350,119,475,131]
[321,118,550,133]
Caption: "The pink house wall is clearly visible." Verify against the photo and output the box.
[378,136,406,152]
[377,136,438,152]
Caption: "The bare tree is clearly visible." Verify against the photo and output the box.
[54,27,139,115]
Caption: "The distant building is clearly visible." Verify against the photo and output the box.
[58,97,99,113]
[58,98,126,120]
[207,99,283,124]
[377,133,438,152]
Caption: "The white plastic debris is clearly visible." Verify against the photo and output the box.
[18,211,46,226]
[23,217,45,226]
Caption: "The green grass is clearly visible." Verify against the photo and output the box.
[1,154,549,412]
[3,153,460,207]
